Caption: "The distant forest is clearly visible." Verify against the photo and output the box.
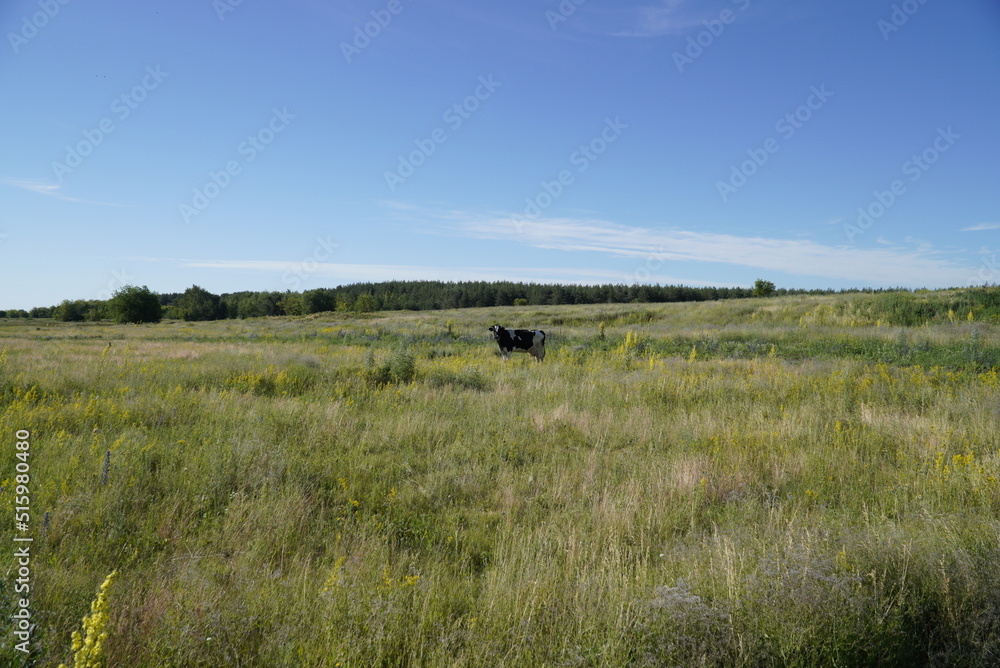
[6,280,865,322]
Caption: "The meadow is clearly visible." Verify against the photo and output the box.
[2,290,999,666]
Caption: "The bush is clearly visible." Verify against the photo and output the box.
[425,367,492,391]
[365,348,417,385]
[108,285,162,324]
[386,348,417,383]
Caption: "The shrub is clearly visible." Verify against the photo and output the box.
[386,348,417,383]
[366,348,417,385]
[108,285,162,324]
[425,367,492,391]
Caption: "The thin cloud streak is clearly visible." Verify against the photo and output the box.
[149,258,716,286]
[447,215,978,288]
[961,223,1000,232]
[0,177,128,207]
[612,0,721,37]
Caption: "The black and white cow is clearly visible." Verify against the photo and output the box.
[488,325,546,362]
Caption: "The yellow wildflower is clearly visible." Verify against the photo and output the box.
[58,570,117,668]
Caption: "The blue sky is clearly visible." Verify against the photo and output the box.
[1,0,998,310]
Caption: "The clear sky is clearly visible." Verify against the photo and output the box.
[1,0,998,310]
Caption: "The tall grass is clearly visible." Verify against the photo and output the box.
[1,290,998,666]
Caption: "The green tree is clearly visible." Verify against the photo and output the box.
[302,288,336,314]
[278,292,305,316]
[753,279,776,298]
[55,299,85,322]
[108,285,162,324]
[353,292,378,313]
[174,285,225,321]
[84,302,107,321]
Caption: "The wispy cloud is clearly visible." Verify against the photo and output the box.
[378,200,420,212]
[139,257,664,285]
[0,177,127,206]
[961,222,1000,232]
[139,206,981,290]
[430,212,977,288]
[613,0,722,37]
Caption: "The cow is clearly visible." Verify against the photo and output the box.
[488,325,546,363]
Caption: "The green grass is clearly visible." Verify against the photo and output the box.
[2,290,999,666]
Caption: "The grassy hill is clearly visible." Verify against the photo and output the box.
[2,290,999,666]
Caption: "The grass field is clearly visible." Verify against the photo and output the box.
[2,290,1000,666]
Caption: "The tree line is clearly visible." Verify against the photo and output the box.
[4,279,837,324]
